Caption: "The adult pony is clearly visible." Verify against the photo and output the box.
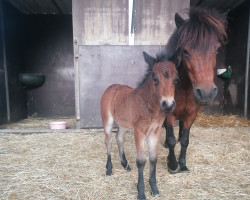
[101,52,178,199]
[163,7,227,173]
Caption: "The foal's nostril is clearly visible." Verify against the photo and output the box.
[161,100,176,113]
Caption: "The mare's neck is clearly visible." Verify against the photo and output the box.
[178,65,192,90]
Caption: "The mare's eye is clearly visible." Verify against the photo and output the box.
[216,47,221,55]
[174,75,180,84]
[164,72,169,78]
[183,49,190,57]
[152,72,159,86]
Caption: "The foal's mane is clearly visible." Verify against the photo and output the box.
[166,7,228,62]
[137,52,168,87]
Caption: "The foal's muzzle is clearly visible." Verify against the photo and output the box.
[161,98,176,113]
[193,86,218,106]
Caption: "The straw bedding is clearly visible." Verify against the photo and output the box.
[0,116,249,199]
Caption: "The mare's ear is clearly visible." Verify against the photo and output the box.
[175,13,185,28]
[143,51,156,67]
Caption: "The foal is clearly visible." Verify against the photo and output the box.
[101,52,178,199]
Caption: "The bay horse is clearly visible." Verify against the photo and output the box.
[163,8,228,173]
[101,52,178,199]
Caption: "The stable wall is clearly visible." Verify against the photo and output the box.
[73,0,190,128]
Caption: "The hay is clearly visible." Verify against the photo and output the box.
[0,127,249,200]
[0,114,249,130]
[193,113,250,127]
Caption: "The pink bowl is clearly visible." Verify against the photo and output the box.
[49,121,67,129]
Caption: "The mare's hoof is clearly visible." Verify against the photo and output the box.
[137,193,146,200]
[168,163,181,174]
[180,165,190,173]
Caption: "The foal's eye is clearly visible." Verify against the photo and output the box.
[183,49,190,57]
[152,72,159,86]
[164,72,169,78]
[174,75,180,84]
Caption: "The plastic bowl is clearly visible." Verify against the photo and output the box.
[19,73,45,89]
[50,121,67,129]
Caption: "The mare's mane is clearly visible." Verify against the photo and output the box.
[137,52,168,87]
[165,7,228,65]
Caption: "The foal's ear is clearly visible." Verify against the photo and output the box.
[143,51,156,67]
[175,13,185,28]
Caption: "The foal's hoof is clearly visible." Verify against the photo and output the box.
[151,189,160,197]
[164,141,169,148]
[122,162,131,171]
[125,164,131,171]
[168,163,181,174]
[180,165,190,173]
[137,193,146,200]
[106,170,112,176]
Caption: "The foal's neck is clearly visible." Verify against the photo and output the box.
[135,78,160,110]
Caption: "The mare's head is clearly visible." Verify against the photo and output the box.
[140,51,178,113]
[166,8,227,105]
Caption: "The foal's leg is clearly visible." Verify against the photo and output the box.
[163,120,180,173]
[116,126,131,171]
[148,129,161,197]
[104,114,114,176]
[134,130,146,200]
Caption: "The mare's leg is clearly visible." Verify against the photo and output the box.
[179,114,197,172]
[104,114,114,176]
[178,120,184,142]
[134,130,146,200]
[179,128,190,172]
[148,129,161,197]
[116,126,131,171]
[163,119,180,173]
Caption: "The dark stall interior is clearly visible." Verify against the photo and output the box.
[0,0,74,125]
[223,1,250,117]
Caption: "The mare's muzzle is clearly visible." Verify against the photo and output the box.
[161,99,176,113]
[193,86,218,106]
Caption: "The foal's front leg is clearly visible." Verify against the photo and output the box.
[148,130,161,197]
[135,131,146,200]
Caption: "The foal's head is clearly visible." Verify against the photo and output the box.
[167,8,227,105]
[141,52,178,113]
